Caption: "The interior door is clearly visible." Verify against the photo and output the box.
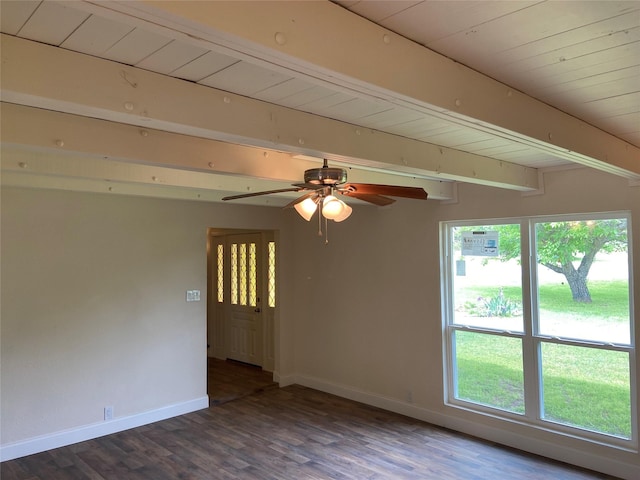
[226,233,263,366]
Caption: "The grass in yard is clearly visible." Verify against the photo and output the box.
[455,331,524,414]
[537,280,629,320]
[455,331,632,438]
[466,280,629,322]
[541,343,631,438]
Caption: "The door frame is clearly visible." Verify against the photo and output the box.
[206,228,276,372]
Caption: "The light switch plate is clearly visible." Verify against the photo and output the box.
[186,290,201,302]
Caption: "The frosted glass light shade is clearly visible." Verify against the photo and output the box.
[294,197,318,221]
[321,195,345,220]
[333,203,352,222]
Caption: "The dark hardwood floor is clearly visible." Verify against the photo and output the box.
[2,359,619,479]
[208,358,277,406]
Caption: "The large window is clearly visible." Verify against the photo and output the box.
[442,213,636,446]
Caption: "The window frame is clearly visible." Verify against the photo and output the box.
[441,211,637,450]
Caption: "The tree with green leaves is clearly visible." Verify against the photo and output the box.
[495,219,627,303]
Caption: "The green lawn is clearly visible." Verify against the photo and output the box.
[538,280,629,322]
[467,280,629,321]
[455,332,525,413]
[455,280,632,438]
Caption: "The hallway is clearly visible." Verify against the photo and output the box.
[208,357,277,406]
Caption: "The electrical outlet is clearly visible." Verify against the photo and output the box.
[104,406,114,421]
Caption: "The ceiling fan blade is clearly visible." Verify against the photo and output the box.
[341,192,396,206]
[343,183,428,200]
[283,191,317,209]
[222,187,302,201]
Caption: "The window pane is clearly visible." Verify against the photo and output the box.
[452,225,523,332]
[216,244,224,303]
[239,243,247,306]
[248,243,257,307]
[230,243,238,305]
[541,343,631,439]
[535,219,630,344]
[454,331,524,414]
[268,241,276,308]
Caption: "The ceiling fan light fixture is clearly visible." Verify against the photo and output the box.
[322,195,347,220]
[294,197,318,221]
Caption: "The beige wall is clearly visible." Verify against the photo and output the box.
[289,167,640,478]
[289,195,442,401]
[1,187,293,448]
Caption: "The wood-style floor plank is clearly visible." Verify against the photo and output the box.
[2,360,619,479]
[208,358,277,406]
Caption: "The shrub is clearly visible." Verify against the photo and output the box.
[467,289,521,317]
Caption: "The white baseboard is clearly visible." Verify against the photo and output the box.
[1,396,209,462]
[274,372,297,387]
[291,373,447,424]
[290,374,639,480]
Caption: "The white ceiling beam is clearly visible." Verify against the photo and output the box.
[1,170,286,207]
[110,0,639,179]
[0,34,538,191]
[0,146,293,206]
[0,103,455,200]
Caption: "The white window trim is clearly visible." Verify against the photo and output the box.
[440,211,637,451]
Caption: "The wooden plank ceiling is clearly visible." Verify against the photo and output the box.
[0,0,638,204]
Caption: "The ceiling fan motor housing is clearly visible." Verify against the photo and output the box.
[304,167,347,185]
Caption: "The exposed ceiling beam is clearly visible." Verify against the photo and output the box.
[103,0,639,179]
[1,103,456,201]
[1,150,281,206]
[0,33,539,192]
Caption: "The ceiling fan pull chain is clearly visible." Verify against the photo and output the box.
[317,203,323,237]
[324,216,329,245]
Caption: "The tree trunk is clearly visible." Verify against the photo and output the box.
[541,237,608,303]
[542,260,593,302]
[564,269,592,303]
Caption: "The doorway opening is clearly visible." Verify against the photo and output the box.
[206,228,277,404]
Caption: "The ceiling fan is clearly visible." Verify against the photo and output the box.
[222,159,428,241]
